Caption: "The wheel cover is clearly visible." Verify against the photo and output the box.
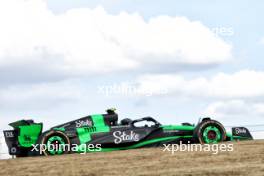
[46,136,66,155]
[202,126,221,143]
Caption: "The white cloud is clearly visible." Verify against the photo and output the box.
[0,0,232,82]
[251,132,264,139]
[203,100,264,130]
[0,80,83,110]
[204,100,264,119]
[204,100,264,117]
[135,70,264,99]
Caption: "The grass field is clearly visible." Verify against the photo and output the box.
[0,140,263,176]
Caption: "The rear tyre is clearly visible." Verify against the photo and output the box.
[39,131,71,156]
[194,119,226,144]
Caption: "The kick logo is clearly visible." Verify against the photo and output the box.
[113,131,140,144]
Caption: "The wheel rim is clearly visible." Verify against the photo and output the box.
[202,126,221,143]
[46,136,66,155]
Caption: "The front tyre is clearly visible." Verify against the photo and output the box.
[39,131,71,156]
[194,119,226,144]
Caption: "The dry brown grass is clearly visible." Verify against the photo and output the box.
[0,140,263,176]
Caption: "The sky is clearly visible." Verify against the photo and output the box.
[0,0,264,142]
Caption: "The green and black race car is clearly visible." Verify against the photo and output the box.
[3,109,253,157]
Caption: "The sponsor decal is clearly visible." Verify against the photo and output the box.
[5,131,14,138]
[113,131,140,144]
[235,128,247,135]
[24,135,31,141]
[83,127,96,133]
[75,119,92,128]
[60,123,71,128]
[163,130,180,133]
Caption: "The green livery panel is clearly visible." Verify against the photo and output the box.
[18,124,42,147]
[77,114,110,144]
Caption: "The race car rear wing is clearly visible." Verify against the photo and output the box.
[3,120,43,156]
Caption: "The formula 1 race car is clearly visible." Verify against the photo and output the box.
[3,109,253,157]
